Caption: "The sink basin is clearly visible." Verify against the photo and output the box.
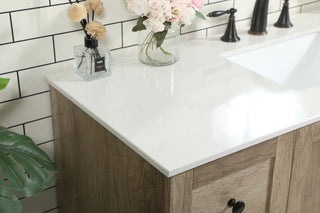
[227,31,320,90]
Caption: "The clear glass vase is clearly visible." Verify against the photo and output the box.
[138,25,180,66]
[73,37,111,81]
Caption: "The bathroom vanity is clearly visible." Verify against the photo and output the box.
[51,87,320,213]
[48,13,320,213]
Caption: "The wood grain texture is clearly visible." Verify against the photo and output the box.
[49,87,76,213]
[191,158,275,213]
[311,121,320,142]
[307,140,320,212]
[193,139,277,188]
[269,131,296,213]
[169,170,193,213]
[50,87,170,213]
[287,125,314,213]
[287,122,320,213]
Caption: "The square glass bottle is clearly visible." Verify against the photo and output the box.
[73,37,111,80]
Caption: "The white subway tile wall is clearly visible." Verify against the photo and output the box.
[0,14,12,44]
[0,0,318,212]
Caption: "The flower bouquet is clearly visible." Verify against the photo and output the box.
[127,0,205,66]
[67,0,111,80]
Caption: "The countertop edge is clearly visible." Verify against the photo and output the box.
[47,77,172,177]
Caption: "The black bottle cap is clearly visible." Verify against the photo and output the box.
[84,37,98,48]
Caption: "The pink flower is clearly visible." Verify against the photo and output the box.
[191,0,204,11]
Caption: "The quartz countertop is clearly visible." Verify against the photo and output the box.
[47,12,320,177]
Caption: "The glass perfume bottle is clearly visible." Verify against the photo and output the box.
[73,37,111,80]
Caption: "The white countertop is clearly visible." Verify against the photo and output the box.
[47,12,320,177]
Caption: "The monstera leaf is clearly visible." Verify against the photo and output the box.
[0,78,9,91]
[0,126,57,213]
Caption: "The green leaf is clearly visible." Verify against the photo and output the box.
[163,21,172,31]
[0,150,42,197]
[180,24,185,28]
[0,126,57,198]
[195,11,206,20]
[132,16,148,32]
[153,30,168,48]
[0,178,19,192]
[0,78,9,91]
[0,188,22,213]
[152,22,172,48]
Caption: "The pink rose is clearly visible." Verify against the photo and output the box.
[191,0,204,11]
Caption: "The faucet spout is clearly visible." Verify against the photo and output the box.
[249,0,269,35]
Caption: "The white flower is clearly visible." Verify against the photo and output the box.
[170,0,195,25]
[127,0,149,16]
[127,0,197,32]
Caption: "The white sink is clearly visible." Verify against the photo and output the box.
[227,32,320,90]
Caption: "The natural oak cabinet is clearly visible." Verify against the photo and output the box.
[50,87,320,213]
[287,124,320,213]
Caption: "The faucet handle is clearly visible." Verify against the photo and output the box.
[207,8,240,42]
[207,8,237,17]
[207,10,228,17]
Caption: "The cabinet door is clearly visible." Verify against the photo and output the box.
[287,122,320,213]
[189,133,295,213]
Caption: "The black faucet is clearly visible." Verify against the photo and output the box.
[248,0,269,35]
[274,0,293,28]
[207,8,240,42]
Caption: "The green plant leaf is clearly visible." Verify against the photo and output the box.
[0,78,9,91]
[153,22,172,48]
[0,188,22,213]
[0,126,57,198]
[163,21,171,31]
[195,11,206,20]
[0,150,42,197]
[132,16,148,32]
[153,30,168,48]
[0,178,19,192]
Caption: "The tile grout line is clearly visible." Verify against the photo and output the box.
[21,90,50,99]
[18,185,57,201]
[0,3,68,15]
[7,115,53,129]
[0,20,122,47]
[52,35,57,63]
[16,71,22,98]
[41,206,59,213]
[0,90,50,104]
[8,12,15,42]
[38,140,54,146]
[22,124,26,135]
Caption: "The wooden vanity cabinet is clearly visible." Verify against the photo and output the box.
[189,134,293,213]
[50,87,320,213]
[286,123,320,213]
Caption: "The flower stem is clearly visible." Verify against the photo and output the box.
[160,47,172,55]
[140,30,174,63]
[139,31,154,55]
[145,36,154,61]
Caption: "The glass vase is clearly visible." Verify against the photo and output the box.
[138,25,180,66]
[73,37,111,81]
